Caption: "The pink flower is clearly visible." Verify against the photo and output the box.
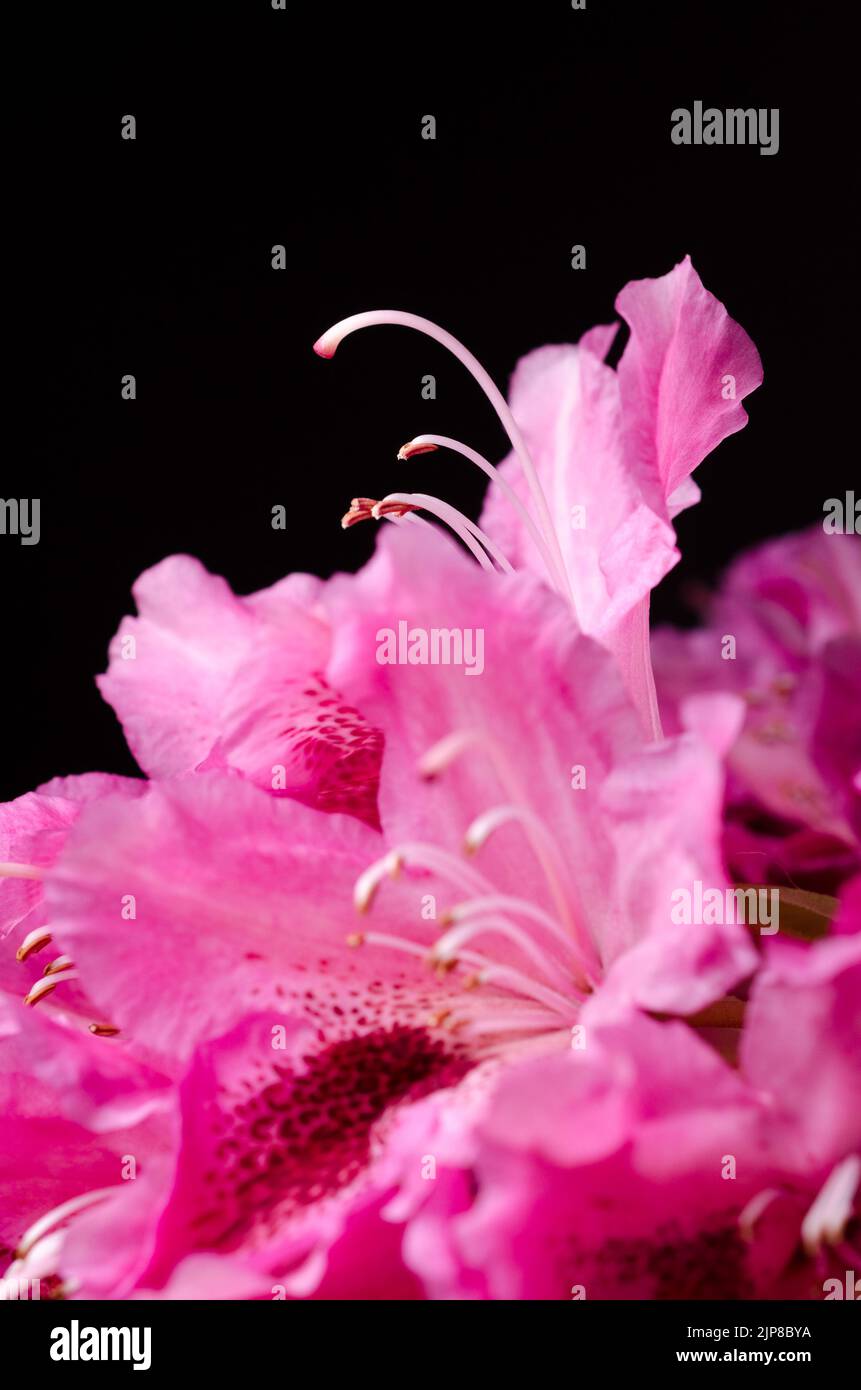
[391,925,861,1300]
[323,256,762,738]
[23,774,476,1296]
[653,526,861,891]
[9,258,844,1304]
[10,525,753,1297]
[324,525,755,1020]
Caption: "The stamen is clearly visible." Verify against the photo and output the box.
[4,1252,76,1294]
[23,969,78,1007]
[88,1022,121,1038]
[16,926,53,961]
[373,499,425,520]
[313,310,573,608]
[357,842,492,905]
[374,491,511,574]
[420,730,523,810]
[0,861,44,879]
[352,871,577,1015]
[44,954,74,976]
[738,1187,782,1242]
[6,1230,65,1283]
[400,434,564,592]
[464,804,599,983]
[398,440,439,459]
[417,730,600,982]
[342,497,375,527]
[466,804,551,857]
[373,495,493,572]
[418,730,482,780]
[394,510,436,533]
[801,1154,861,1255]
[13,1189,116,1263]
[342,496,443,542]
[347,931,431,966]
[353,850,403,913]
[444,893,578,959]
[342,497,425,529]
[462,1010,561,1036]
[352,833,583,1038]
[343,496,408,529]
[456,953,580,1020]
[409,492,515,574]
[433,916,577,994]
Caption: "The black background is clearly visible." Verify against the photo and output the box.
[6,0,858,801]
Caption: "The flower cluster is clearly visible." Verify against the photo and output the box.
[2,259,859,1300]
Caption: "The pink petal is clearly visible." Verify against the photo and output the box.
[97,556,382,825]
[653,526,861,883]
[593,724,758,1016]
[402,1014,770,1300]
[44,772,474,1066]
[481,338,677,638]
[1,774,145,943]
[615,255,763,503]
[97,1011,468,1295]
[478,258,762,732]
[741,931,861,1169]
[325,523,641,941]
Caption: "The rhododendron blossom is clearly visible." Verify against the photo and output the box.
[2,258,858,1302]
[320,256,763,740]
[388,929,861,1300]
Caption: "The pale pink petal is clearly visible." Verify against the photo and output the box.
[0,774,145,943]
[480,338,677,638]
[96,556,382,824]
[593,720,758,1016]
[0,995,172,1132]
[615,255,763,503]
[44,772,476,1066]
[478,259,761,732]
[325,523,641,943]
